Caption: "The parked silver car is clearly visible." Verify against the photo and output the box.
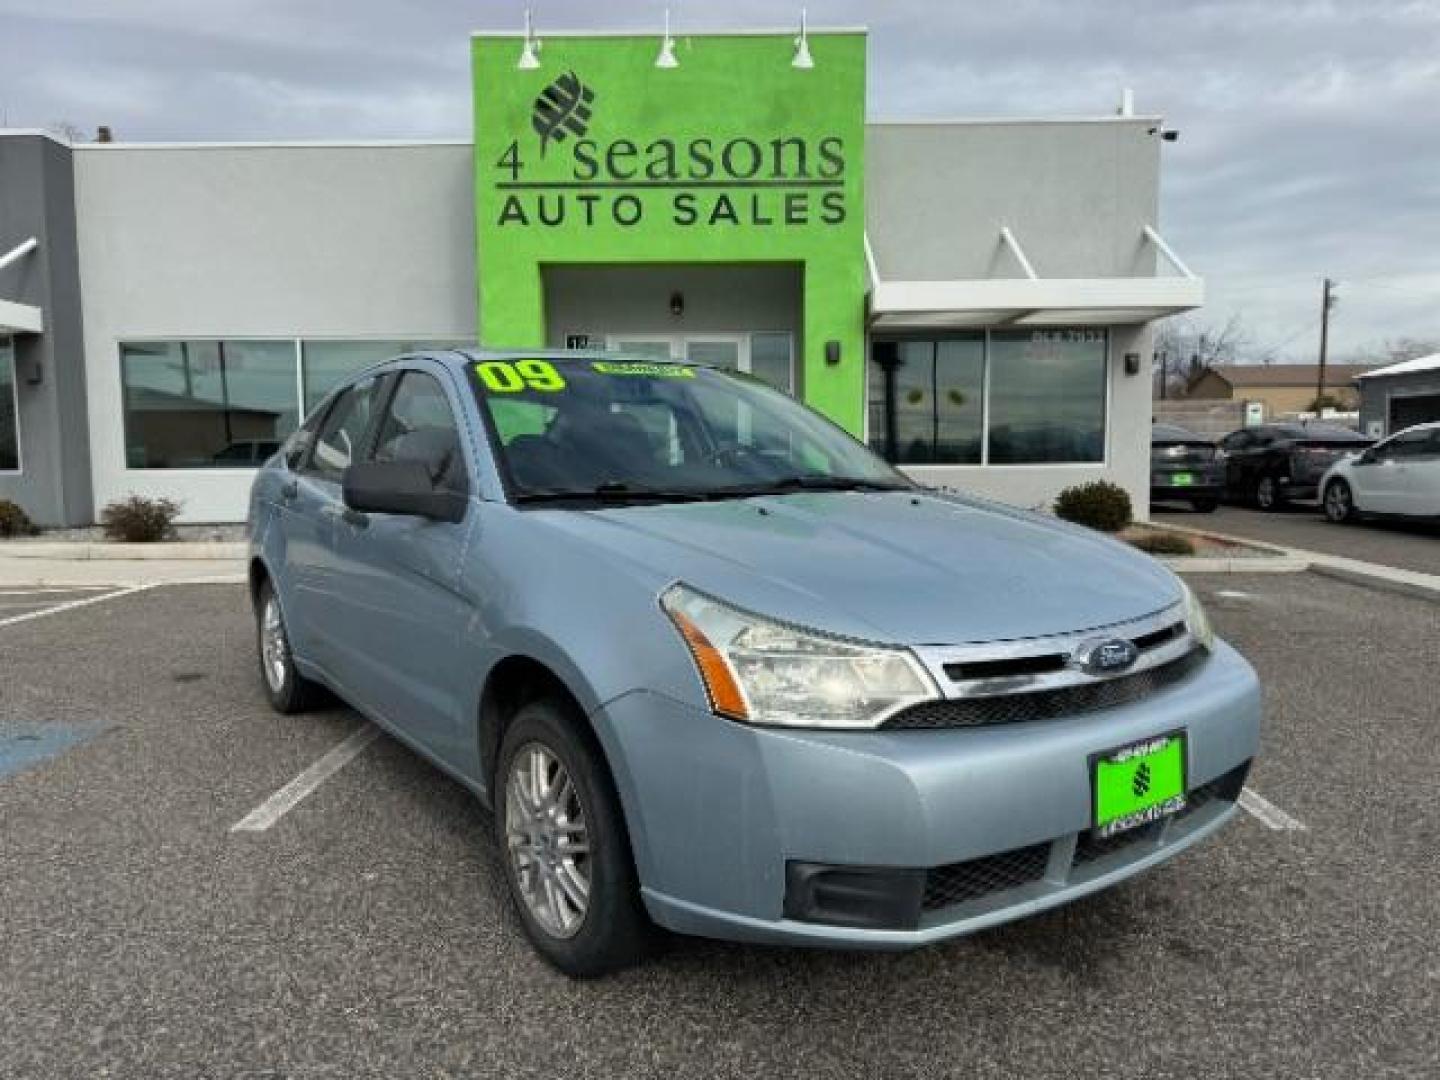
[247,349,1262,976]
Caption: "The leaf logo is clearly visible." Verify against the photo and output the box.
[1132,762,1152,798]
[532,71,595,157]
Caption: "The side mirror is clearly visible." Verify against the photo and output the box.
[1354,449,1376,466]
[343,460,466,523]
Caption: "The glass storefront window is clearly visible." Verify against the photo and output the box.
[868,330,1107,466]
[868,337,984,464]
[301,340,466,418]
[0,337,18,472]
[987,330,1106,464]
[121,340,299,468]
[749,332,793,392]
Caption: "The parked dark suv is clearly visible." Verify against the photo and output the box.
[1151,424,1223,512]
[1217,423,1372,510]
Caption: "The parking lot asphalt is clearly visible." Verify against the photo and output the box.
[1154,501,1440,577]
[1,577,1437,1078]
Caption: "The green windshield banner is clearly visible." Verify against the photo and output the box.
[472,31,868,432]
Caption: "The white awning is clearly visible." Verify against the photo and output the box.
[0,238,42,334]
[867,226,1203,330]
[0,297,42,335]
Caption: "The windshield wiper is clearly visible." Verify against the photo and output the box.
[711,476,914,497]
[513,481,711,506]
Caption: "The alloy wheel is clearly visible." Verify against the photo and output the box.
[1256,477,1276,510]
[505,743,592,939]
[260,596,289,692]
[1325,482,1351,522]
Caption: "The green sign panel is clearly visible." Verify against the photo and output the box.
[472,31,868,431]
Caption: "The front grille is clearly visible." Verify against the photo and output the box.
[1073,759,1252,866]
[922,842,1051,911]
[887,648,1208,730]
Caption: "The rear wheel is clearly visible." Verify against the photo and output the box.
[1324,479,1357,524]
[496,699,653,978]
[1254,475,1286,512]
[256,580,322,713]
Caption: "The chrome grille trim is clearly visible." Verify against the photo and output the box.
[911,603,1193,701]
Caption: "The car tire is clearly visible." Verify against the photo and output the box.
[255,579,323,714]
[1254,475,1286,512]
[1189,497,1219,513]
[1323,479,1357,524]
[496,698,653,978]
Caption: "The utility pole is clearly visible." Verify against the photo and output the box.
[1315,277,1336,415]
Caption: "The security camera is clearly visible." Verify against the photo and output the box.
[1148,126,1180,142]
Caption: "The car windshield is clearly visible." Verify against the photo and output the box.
[467,357,911,504]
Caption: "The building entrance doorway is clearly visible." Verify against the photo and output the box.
[606,333,749,373]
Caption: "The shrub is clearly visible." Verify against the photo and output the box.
[1127,531,1196,556]
[0,499,38,538]
[100,495,181,542]
[1053,481,1133,533]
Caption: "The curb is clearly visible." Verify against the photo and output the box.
[1308,564,1440,603]
[0,542,246,561]
[1162,556,1310,573]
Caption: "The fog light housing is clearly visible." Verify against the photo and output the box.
[783,862,925,930]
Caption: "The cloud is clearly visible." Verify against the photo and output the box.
[1,0,1434,356]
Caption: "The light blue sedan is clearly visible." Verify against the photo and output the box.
[247,349,1261,977]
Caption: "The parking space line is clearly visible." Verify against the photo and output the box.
[1239,787,1307,831]
[0,584,158,629]
[230,724,381,833]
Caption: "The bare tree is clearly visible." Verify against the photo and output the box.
[1152,314,1251,398]
[45,120,86,142]
[1381,337,1440,364]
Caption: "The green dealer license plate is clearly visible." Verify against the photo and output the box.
[1092,732,1187,838]
[1170,472,1195,487]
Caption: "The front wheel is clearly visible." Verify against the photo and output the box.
[1254,475,1286,512]
[256,580,322,713]
[497,699,653,978]
[1323,479,1357,524]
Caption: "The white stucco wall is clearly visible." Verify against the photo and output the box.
[73,142,476,522]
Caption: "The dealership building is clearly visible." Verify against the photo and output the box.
[0,26,1202,525]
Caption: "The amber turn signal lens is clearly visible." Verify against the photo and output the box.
[665,607,750,721]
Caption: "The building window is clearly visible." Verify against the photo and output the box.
[121,340,299,468]
[300,339,465,419]
[749,332,794,393]
[869,329,1107,467]
[0,337,18,472]
[986,330,1106,464]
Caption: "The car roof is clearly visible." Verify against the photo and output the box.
[322,347,719,394]
[1151,423,1210,442]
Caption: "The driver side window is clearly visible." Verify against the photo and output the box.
[369,371,470,497]
[306,375,384,483]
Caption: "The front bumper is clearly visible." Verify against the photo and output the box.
[597,640,1261,948]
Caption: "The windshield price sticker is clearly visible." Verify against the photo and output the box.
[592,362,695,378]
[476,360,567,393]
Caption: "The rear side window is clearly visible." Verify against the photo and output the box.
[306,375,385,482]
[370,371,470,497]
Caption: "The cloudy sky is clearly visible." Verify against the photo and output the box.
[3,0,1435,361]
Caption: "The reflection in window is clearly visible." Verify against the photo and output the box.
[868,337,983,464]
[121,341,298,469]
[301,340,465,418]
[0,338,18,471]
[987,331,1106,464]
[868,330,1107,466]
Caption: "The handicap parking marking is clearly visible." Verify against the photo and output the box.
[230,723,382,833]
[1238,787,1307,831]
[0,722,108,781]
[0,584,159,629]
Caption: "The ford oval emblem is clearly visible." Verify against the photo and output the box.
[1074,637,1139,676]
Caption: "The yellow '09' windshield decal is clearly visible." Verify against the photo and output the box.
[591,362,695,378]
[475,360,567,393]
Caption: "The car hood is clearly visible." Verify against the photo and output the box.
[537,490,1182,645]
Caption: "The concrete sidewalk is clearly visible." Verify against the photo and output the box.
[0,554,245,588]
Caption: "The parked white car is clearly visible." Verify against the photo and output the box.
[1320,422,1440,523]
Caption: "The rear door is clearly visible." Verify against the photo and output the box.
[324,365,479,760]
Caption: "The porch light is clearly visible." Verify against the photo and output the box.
[517,10,541,70]
[656,9,679,69]
[792,8,814,69]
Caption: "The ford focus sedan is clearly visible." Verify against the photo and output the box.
[247,349,1261,977]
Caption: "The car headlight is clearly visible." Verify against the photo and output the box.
[1178,577,1215,651]
[660,584,940,729]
